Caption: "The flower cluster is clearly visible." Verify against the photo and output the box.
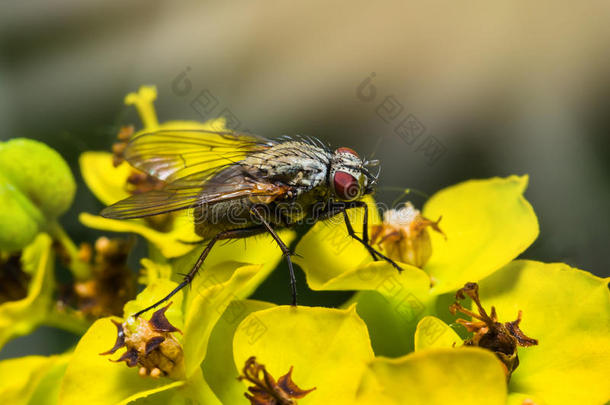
[0,86,608,405]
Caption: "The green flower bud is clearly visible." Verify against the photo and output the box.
[0,180,40,252]
[0,138,76,220]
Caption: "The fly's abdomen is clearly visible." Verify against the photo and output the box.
[193,197,256,239]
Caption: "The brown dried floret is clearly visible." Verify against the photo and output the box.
[101,303,184,379]
[68,237,135,318]
[112,125,135,167]
[371,202,444,268]
[238,356,315,405]
[450,282,538,378]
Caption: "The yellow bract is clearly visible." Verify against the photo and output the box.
[478,260,610,405]
[203,299,276,404]
[79,212,200,259]
[293,195,382,288]
[0,353,70,405]
[356,348,508,405]
[0,234,55,349]
[423,175,539,294]
[59,318,185,405]
[79,152,131,206]
[414,316,461,351]
[233,305,375,404]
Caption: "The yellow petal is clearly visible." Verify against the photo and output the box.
[0,354,69,405]
[26,354,71,405]
[478,260,610,405]
[506,392,547,405]
[347,262,431,356]
[0,234,54,349]
[423,175,539,294]
[414,316,461,351]
[79,212,199,259]
[294,195,382,288]
[125,86,159,129]
[202,300,275,404]
[233,305,374,404]
[122,266,184,328]
[182,262,264,377]
[171,229,296,298]
[356,348,507,404]
[79,152,132,206]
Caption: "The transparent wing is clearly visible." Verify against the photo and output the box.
[101,166,290,219]
[123,128,274,182]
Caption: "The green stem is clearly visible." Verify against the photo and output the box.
[47,221,91,281]
[182,368,222,404]
[43,309,92,335]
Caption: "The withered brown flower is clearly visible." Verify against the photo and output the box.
[101,303,184,379]
[67,237,135,318]
[450,282,538,378]
[238,356,315,405]
[371,202,444,268]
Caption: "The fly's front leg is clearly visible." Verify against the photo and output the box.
[250,206,298,306]
[339,202,379,261]
[341,201,403,272]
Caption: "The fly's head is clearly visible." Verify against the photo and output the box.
[329,147,380,201]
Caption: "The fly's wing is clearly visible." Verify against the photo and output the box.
[123,129,275,182]
[101,166,290,219]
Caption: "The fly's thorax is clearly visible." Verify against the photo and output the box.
[241,141,331,194]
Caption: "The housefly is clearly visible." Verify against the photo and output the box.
[101,129,401,317]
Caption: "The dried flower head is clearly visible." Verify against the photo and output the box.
[101,303,184,379]
[65,237,135,318]
[371,202,444,268]
[238,356,315,405]
[450,282,538,378]
[111,125,135,168]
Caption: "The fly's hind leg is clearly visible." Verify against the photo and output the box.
[341,201,403,272]
[133,226,265,318]
[250,206,298,306]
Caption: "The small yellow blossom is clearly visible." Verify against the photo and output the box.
[371,202,444,268]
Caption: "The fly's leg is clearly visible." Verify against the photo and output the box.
[341,201,403,272]
[133,226,265,318]
[250,207,298,306]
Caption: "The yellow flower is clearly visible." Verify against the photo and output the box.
[79,86,229,258]
[370,202,444,268]
[58,254,292,404]
[294,176,539,356]
[413,261,610,405]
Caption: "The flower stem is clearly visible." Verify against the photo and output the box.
[47,221,91,281]
[43,308,92,335]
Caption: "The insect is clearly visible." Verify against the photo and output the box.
[102,129,401,317]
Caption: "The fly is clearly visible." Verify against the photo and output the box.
[101,129,401,317]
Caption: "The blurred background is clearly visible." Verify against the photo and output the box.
[1,0,609,357]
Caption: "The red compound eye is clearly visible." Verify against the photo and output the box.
[335,147,359,157]
[333,171,360,200]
